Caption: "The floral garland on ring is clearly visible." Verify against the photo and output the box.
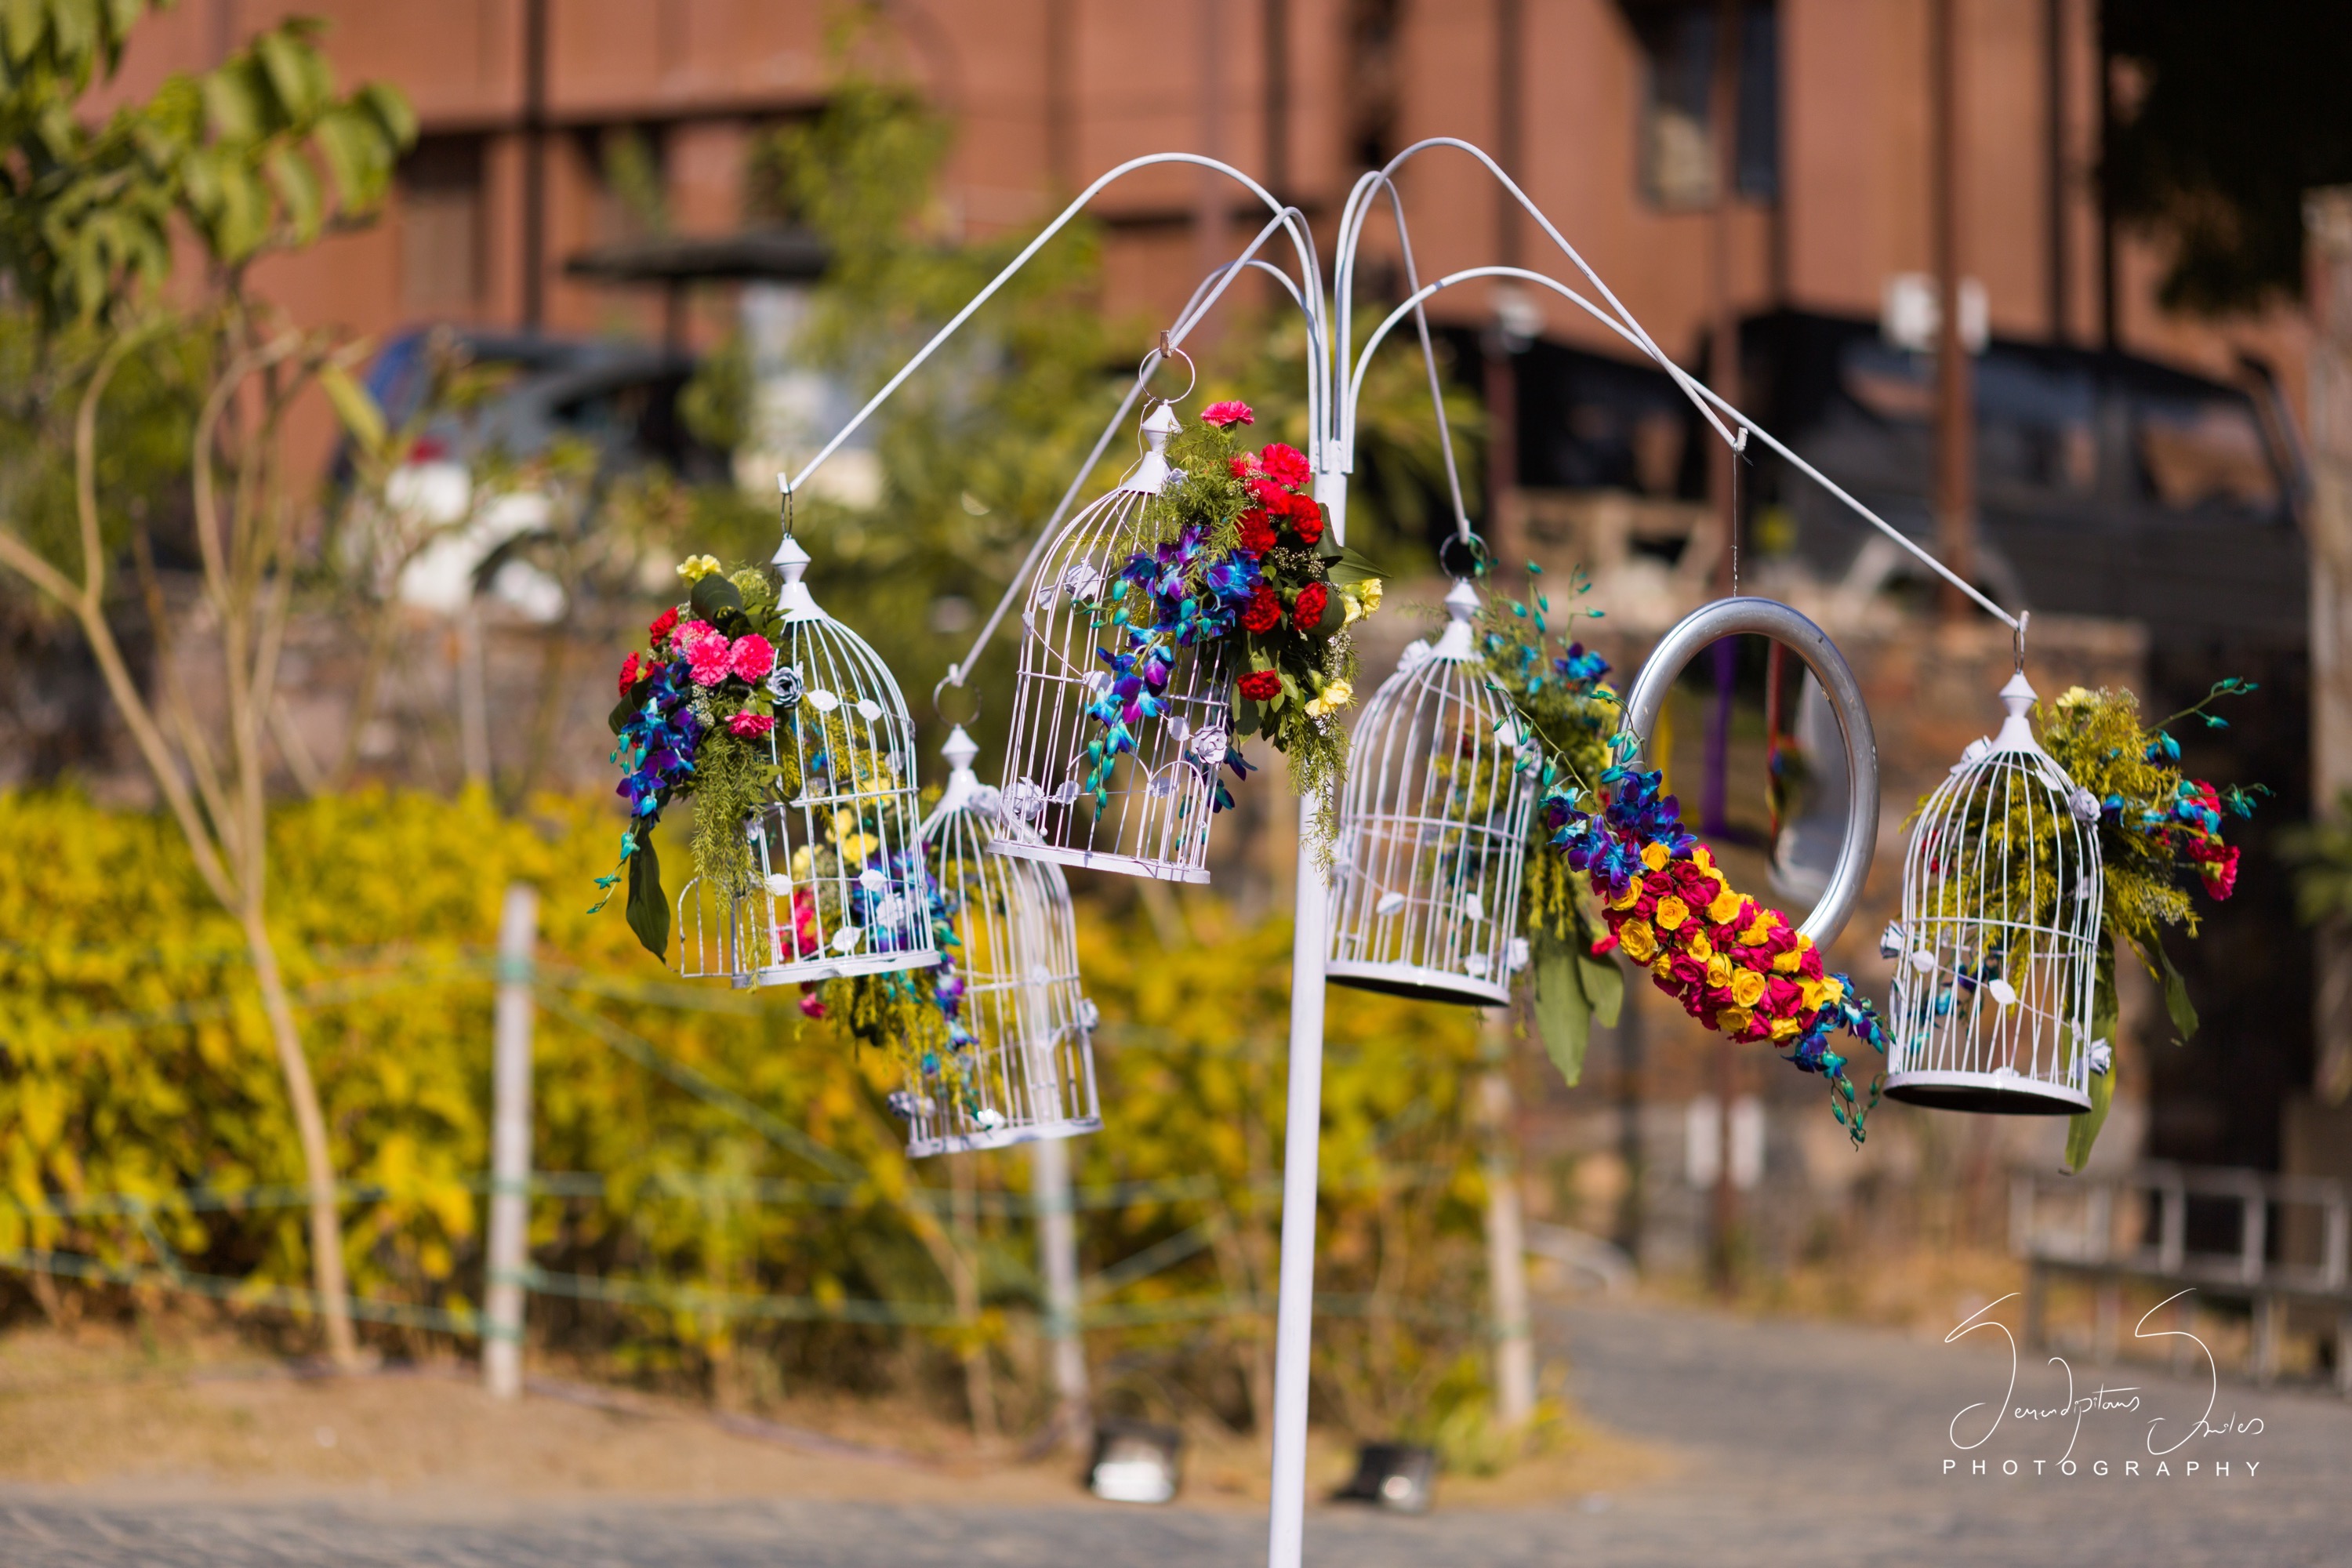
[1545,741,1892,1144]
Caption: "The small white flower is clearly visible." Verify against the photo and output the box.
[1050,779,1082,804]
[970,785,1002,818]
[1374,891,1406,917]
[764,873,791,898]
[2089,1038,2113,1075]
[768,665,803,706]
[858,867,887,894]
[1145,773,1177,798]
[805,688,841,713]
[1986,977,2019,1008]
[1878,920,1905,960]
[873,894,910,926]
[1188,724,1229,766]
[1061,562,1105,602]
[1462,951,1490,977]
[975,1108,1007,1131]
[829,926,864,954]
[855,698,884,722]
[1907,949,1937,974]
[2070,786,2102,824]
[1076,997,1101,1030]
[1461,892,1485,923]
[1506,937,1531,975]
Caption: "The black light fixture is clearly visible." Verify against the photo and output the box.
[1332,1441,1436,1514]
[1085,1418,1184,1504]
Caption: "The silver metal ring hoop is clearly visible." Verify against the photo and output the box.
[1614,598,1878,946]
[932,675,982,726]
[1137,339,1196,405]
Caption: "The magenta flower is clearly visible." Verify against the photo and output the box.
[729,633,776,683]
[1201,400,1254,430]
[686,636,733,687]
[728,710,776,739]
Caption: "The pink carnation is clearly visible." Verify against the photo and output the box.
[675,619,720,652]
[728,711,776,738]
[686,636,733,687]
[1202,400,1254,430]
[729,633,776,683]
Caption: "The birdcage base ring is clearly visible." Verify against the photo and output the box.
[730,946,944,990]
[1882,1070,2091,1116]
[1326,960,1512,1008]
[906,1114,1105,1160]
[986,837,1214,884]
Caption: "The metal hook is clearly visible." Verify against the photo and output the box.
[932,673,982,726]
[1138,331,1197,404]
[2013,609,2031,673]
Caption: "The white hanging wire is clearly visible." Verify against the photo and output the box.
[782,154,1329,504]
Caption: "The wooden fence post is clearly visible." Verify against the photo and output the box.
[485,883,538,1399]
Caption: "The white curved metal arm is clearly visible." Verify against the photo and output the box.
[784,152,1327,499]
[1614,598,1879,946]
[1350,265,2020,628]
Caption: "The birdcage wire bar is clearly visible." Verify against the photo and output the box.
[1884,672,2103,1115]
[899,726,1103,1157]
[993,402,1233,883]
[1326,579,1536,1006]
[676,538,940,988]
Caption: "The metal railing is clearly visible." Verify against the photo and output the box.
[2010,1162,2352,1392]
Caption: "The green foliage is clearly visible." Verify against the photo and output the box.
[0,9,413,326]
[2282,788,2352,926]
[0,789,1501,1425]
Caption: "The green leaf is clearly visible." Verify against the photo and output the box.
[358,81,417,150]
[624,831,669,961]
[2147,938,2198,1043]
[201,58,263,143]
[3,0,47,67]
[2065,940,2121,1173]
[688,572,743,622]
[1578,952,1624,1029]
[253,26,320,123]
[1532,935,1595,1087]
[318,362,387,459]
[310,108,375,209]
[267,144,323,242]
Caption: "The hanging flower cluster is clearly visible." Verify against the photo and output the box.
[1547,744,1891,1143]
[1079,402,1381,840]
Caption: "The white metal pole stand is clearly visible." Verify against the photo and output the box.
[771,136,2002,1568]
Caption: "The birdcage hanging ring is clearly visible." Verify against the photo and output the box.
[1615,597,1880,946]
[897,726,1105,1156]
[1325,576,1537,1006]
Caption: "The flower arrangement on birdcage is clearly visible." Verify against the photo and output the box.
[1468,564,1627,1074]
[594,548,941,1071]
[1904,677,2263,1165]
[1084,401,1383,840]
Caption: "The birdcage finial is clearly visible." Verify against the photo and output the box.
[1994,669,2038,753]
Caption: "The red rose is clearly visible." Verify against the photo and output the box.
[1259,441,1311,488]
[1797,946,1824,981]
[1238,669,1282,701]
[1283,491,1325,544]
[648,606,680,645]
[1589,931,1620,956]
[1291,581,1329,631]
[1237,508,1277,557]
[1765,976,1803,1014]
[1249,477,1287,510]
[617,651,641,695]
[1240,583,1283,633]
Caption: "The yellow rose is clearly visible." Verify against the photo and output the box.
[1772,948,1802,975]
[1641,842,1670,873]
[1716,1007,1752,1033]
[1359,579,1383,613]
[1304,677,1355,719]
[1618,920,1657,963]
[1654,895,1690,932]
[1610,875,1644,911]
[1731,968,1766,1008]
[1705,953,1732,988]
[677,553,723,582]
[1801,975,1847,1011]
[1653,955,1675,981]
[1707,887,1744,925]
[1686,930,1713,961]
[1739,915,1775,946]
[1769,1015,1802,1041]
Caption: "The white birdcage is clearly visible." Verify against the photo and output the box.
[896,726,1105,1156]
[677,536,940,987]
[993,401,1235,883]
[1325,579,1537,1006]
[1883,670,2105,1115]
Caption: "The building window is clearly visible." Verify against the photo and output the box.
[398,136,485,316]
[1629,2,1779,210]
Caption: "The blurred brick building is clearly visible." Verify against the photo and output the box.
[94,0,2303,405]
